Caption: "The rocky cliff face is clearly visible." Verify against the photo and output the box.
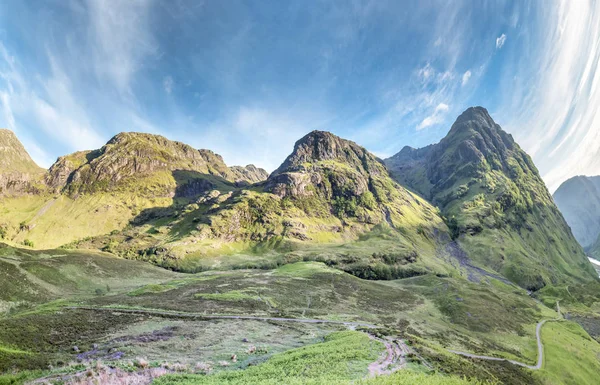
[385,107,596,289]
[553,175,600,249]
[0,129,45,195]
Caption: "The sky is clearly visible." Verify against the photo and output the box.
[0,0,599,192]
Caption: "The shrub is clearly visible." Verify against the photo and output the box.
[23,239,34,247]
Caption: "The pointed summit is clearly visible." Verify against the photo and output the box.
[266,130,387,198]
[271,130,385,177]
[385,107,596,289]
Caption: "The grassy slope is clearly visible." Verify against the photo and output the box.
[0,244,178,313]
[2,257,599,385]
[154,331,483,385]
[535,321,600,385]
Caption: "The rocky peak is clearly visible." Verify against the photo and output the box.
[48,132,262,195]
[265,130,395,203]
[271,130,385,177]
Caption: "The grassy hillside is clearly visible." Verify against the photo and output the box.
[385,107,597,290]
[3,256,598,384]
[0,131,269,249]
[67,131,449,273]
[0,243,178,314]
[534,321,600,385]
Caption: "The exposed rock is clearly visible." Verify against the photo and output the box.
[0,129,46,196]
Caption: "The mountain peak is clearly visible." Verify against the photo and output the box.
[271,130,383,177]
[385,107,595,288]
[454,106,493,125]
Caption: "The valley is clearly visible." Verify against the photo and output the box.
[1,108,600,385]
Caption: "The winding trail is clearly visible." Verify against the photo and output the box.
[67,306,377,328]
[69,304,559,372]
[449,301,563,370]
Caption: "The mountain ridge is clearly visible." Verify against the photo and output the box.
[385,107,596,289]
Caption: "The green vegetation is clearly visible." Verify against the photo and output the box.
[154,331,380,384]
[385,107,597,289]
[535,321,600,385]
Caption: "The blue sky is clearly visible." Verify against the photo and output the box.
[1,0,599,191]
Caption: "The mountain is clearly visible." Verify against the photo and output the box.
[70,130,449,273]
[0,131,269,248]
[0,129,45,195]
[553,175,600,249]
[385,107,596,289]
[46,132,268,196]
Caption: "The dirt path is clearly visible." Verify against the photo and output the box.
[367,336,407,376]
[68,306,377,328]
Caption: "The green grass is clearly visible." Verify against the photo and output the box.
[359,372,489,385]
[194,290,263,302]
[154,330,487,385]
[535,321,600,385]
[0,244,179,316]
[154,331,381,384]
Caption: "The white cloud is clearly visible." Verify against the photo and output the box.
[496,33,507,49]
[417,103,449,130]
[418,63,435,81]
[497,0,600,192]
[87,0,156,97]
[462,70,472,86]
[163,76,174,94]
[0,41,105,166]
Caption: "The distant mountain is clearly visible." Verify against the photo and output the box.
[385,107,596,289]
[553,175,600,250]
[0,129,45,195]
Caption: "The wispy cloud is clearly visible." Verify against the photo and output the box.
[496,33,507,49]
[198,106,332,171]
[417,103,449,130]
[461,70,472,86]
[163,76,174,94]
[87,0,156,97]
[498,0,600,191]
